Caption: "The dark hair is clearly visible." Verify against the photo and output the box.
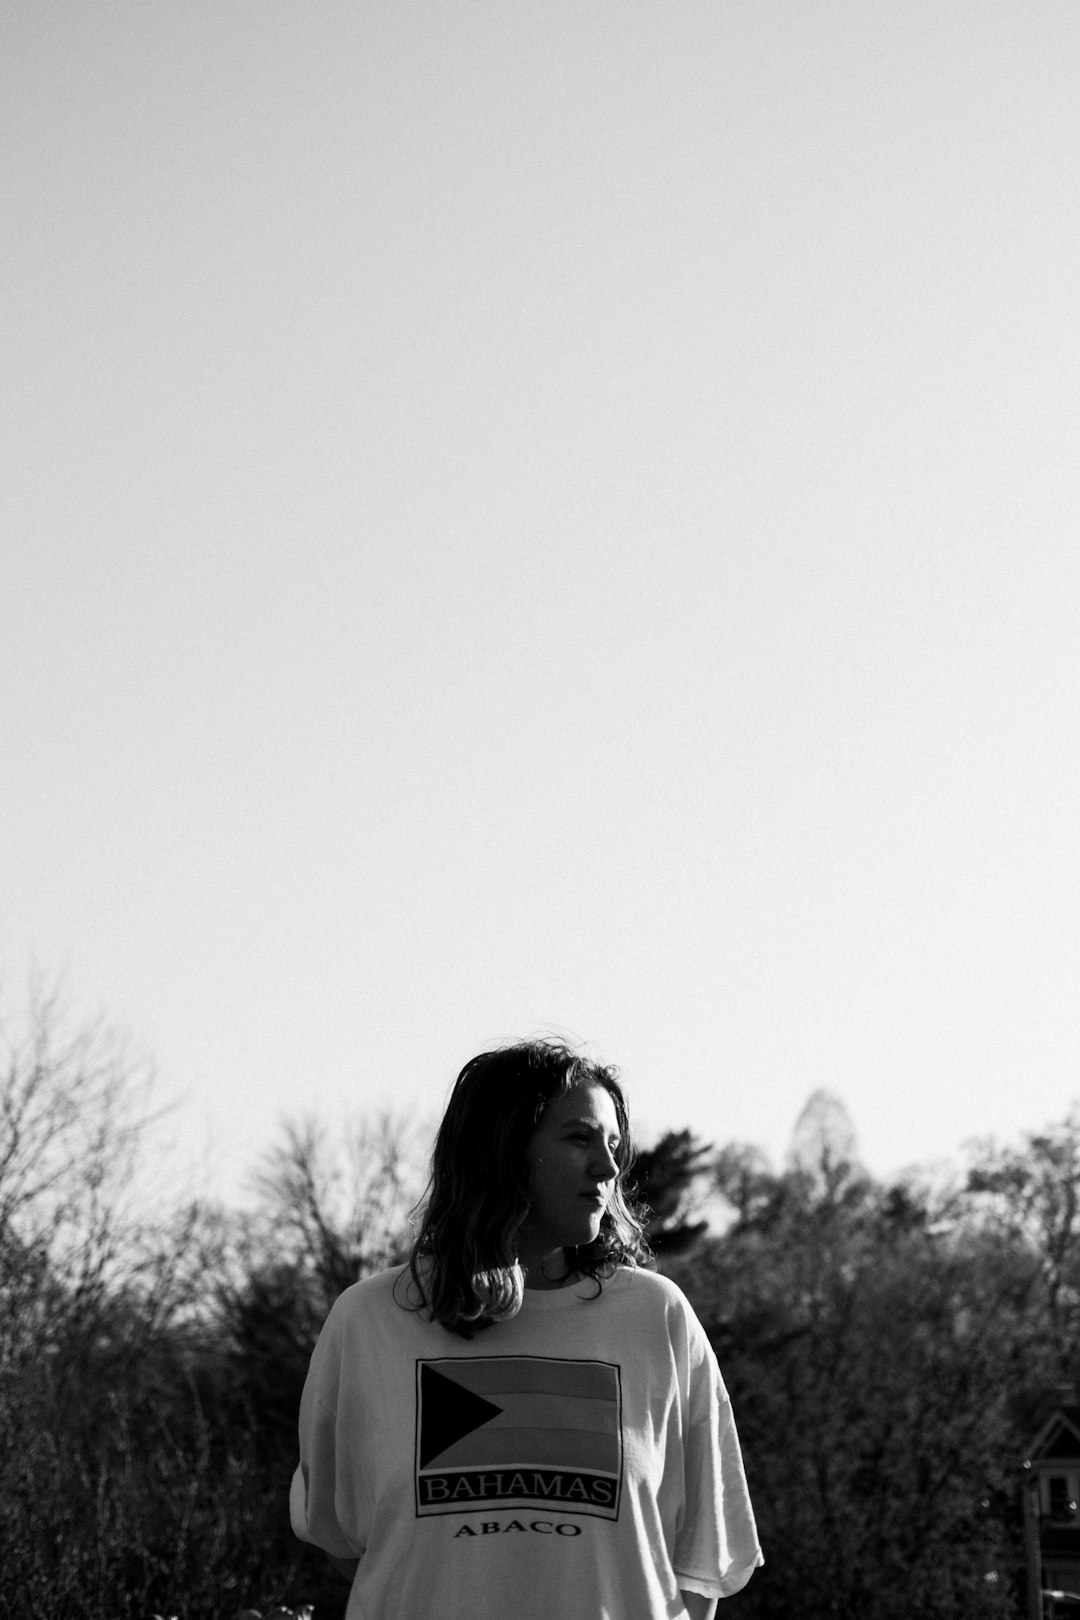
[402,1039,651,1336]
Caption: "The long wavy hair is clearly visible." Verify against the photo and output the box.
[401,1040,651,1336]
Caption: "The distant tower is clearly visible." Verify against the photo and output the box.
[788,1089,860,1191]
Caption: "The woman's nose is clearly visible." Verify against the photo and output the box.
[592,1141,619,1180]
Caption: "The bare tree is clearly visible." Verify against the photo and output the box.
[788,1087,863,1199]
[966,1110,1080,1366]
[0,975,161,1364]
[252,1108,425,1298]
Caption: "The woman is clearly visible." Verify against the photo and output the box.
[290,1040,762,1619]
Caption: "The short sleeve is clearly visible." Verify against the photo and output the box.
[673,1339,763,1599]
[290,1300,366,1561]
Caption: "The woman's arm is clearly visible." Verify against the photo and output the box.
[680,1593,718,1620]
[327,1554,360,1583]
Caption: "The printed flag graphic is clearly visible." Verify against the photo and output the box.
[414,1355,623,1520]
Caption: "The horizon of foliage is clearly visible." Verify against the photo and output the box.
[2,982,1077,1618]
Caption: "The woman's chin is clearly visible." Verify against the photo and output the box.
[574,1211,604,1247]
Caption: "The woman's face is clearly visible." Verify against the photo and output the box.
[521,1080,622,1256]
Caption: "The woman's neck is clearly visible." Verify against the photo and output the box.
[519,1245,577,1291]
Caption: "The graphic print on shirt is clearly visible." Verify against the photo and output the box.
[414,1355,623,1521]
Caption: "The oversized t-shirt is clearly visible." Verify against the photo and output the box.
[290,1264,762,1620]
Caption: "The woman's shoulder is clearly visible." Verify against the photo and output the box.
[609,1263,698,1314]
[609,1267,716,1364]
[324,1263,414,1324]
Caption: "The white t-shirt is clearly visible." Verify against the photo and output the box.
[291,1264,762,1620]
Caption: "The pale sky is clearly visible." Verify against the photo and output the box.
[3,2,1079,1208]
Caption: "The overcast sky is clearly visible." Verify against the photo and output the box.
[3,2,1078,1206]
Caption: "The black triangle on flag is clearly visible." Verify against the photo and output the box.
[419,1364,504,1468]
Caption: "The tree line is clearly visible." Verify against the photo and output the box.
[2,985,1076,1618]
